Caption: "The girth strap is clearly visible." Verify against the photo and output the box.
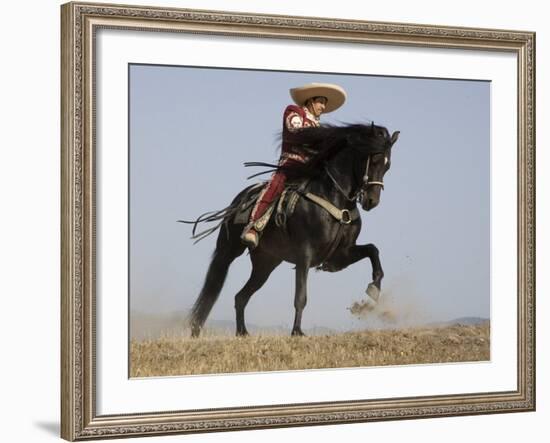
[298,192,359,268]
[303,192,360,224]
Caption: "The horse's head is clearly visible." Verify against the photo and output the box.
[347,123,400,211]
[277,122,399,210]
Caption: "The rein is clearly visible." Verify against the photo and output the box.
[324,165,357,202]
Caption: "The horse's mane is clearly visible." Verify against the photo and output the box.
[279,123,377,179]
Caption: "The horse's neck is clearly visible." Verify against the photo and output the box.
[313,150,359,208]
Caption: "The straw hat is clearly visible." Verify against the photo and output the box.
[290,83,347,113]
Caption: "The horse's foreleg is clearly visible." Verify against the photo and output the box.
[234,253,281,336]
[361,244,383,292]
[323,244,384,303]
[291,264,309,336]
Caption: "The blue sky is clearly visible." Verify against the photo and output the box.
[129,64,490,332]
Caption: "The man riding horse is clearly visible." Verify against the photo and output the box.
[240,82,347,249]
[181,83,399,338]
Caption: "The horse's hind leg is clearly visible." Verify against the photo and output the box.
[190,223,246,338]
[235,253,281,336]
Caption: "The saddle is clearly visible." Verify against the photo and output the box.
[233,180,308,232]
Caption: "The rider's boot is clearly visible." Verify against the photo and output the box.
[241,224,259,249]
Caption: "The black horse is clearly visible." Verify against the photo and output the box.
[184,122,399,337]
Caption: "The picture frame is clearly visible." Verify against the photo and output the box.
[61,1,535,440]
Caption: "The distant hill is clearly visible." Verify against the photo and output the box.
[430,317,490,328]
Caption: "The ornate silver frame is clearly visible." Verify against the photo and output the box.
[61,2,535,440]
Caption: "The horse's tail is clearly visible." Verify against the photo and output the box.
[189,224,245,337]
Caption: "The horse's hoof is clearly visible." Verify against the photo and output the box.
[291,329,305,337]
[236,329,249,337]
[366,283,381,303]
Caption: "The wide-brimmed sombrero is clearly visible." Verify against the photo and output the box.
[290,83,347,113]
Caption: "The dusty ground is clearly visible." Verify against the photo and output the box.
[130,323,490,377]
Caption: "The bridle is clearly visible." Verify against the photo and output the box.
[362,154,385,190]
[324,152,386,203]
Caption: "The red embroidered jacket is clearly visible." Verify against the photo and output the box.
[281,105,320,163]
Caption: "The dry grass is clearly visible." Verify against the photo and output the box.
[130,323,490,377]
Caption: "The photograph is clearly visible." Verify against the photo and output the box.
[128,64,490,377]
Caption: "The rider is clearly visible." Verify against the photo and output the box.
[241,82,347,249]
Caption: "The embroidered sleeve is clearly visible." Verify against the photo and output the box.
[285,111,304,132]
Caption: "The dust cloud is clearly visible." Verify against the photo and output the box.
[348,285,434,330]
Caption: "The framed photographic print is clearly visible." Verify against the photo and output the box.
[61,1,535,440]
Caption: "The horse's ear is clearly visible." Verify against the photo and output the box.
[390,131,400,146]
